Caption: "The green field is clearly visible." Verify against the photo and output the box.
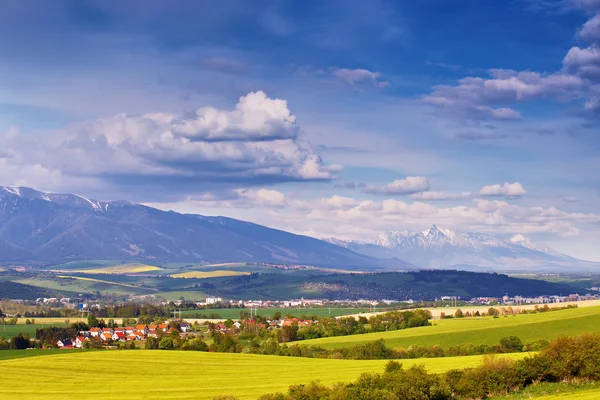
[0,349,74,361]
[301,305,600,350]
[181,307,373,319]
[0,323,68,338]
[46,260,119,270]
[0,350,528,400]
[171,270,251,279]
[12,276,151,296]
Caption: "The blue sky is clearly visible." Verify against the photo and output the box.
[1,0,600,260]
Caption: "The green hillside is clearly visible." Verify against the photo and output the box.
[0,351,527,400]
[300,305,600,350]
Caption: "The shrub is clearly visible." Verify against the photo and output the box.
[500,336,524,353]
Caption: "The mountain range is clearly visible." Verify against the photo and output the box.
[1,186,597,273]
[324,225,600,272]
[0,186,409,270]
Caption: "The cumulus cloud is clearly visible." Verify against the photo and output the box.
[480,182,528,198]
[0,91,338,198]
[363,176,430,195]
[331,68,390,88]
[409,191,473,201]
[579,14,600,42]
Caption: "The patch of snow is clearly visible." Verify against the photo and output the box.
[75,194,102,211]
[4,187,21,196]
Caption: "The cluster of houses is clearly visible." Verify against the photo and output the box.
[56,321,192,349]
[210,317,315,334]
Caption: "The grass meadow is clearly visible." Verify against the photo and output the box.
[0,323,69,338]
[170,270,251,279]
[300,305,600,350]
[0,350,528,400]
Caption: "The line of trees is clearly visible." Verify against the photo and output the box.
[443,304,578,319]
[292,310,432,342]
[215,333,600,400]
[242,335,548,361]
[144,330,209,352]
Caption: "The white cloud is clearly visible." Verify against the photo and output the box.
[155,192,600,242]
[563,45,600,80]
[331,68,390,88]
[0,91,339,198]
[424,9,600,121]
[423,70,585,120]
[364,176,430,195]
[578,14,600,42]
[480,182,528,198]
[234,188,287,207]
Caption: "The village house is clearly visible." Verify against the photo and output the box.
[57,339,73,349]
[89,327,101,337]
[74,336,87,348]
[135,324,149,335]
[158,323,169,332]
[180,322,191,332]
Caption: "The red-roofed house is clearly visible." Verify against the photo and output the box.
[74,336,87,348]
[158,323,169,332]
[126,334,138,341]
[135,324,149,335]
[89,327,101,337]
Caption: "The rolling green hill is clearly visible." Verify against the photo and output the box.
[300,305,600,350]
[0,350,527,400]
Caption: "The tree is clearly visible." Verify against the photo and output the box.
[145,337,159,350]
[87,314,99,328]
[159,337,175,350]
[182,338,209,351]
[499,336,523,353]
[11,334,31,349]
[278,324,299,343]
[488,307,500,317]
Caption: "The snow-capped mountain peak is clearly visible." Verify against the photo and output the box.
[375,230,411,248]
[1,186,107,211]
[324,224,597,272]
[509,234,561,257]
